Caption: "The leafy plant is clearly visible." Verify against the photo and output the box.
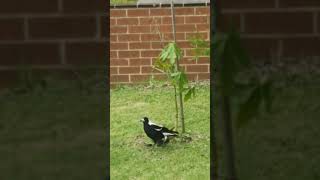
[189,33,210,61]
[191,27,274,180]
[216,28,273,180]
[154,42,196,133]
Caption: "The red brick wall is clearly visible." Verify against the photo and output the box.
[0,0,107,88]
[110,5,210,85]
[219,0,320,59]
[0,1,318,87]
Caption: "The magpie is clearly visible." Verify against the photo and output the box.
[140,117,178,146]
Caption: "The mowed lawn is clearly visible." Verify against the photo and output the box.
[110,83,211,179]
[0,78,107,180]
[215,74,320,180]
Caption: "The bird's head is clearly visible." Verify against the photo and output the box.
[140,117,149,123]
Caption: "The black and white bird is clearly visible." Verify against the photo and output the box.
[140,117,178,146]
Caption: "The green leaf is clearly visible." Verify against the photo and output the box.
[184,86,196,102]
[158,42,182,65]
[236,85,262,129]
[213,29,251,96]
[154,58,173,73]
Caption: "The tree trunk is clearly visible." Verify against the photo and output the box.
[170,0,185,133]
[174,85,179,130]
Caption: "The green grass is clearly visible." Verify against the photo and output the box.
[111,0,137,5]
[1,68,319,180]
[0,77,107,180]
[110,82,210,179]
[215,73,320,180]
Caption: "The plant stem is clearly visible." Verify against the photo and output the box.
[174,85,179,130]
[179,91,185,133]
[171,0,185,133]
[221,95,237,180]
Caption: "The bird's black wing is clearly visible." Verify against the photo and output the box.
[161,127,179,136]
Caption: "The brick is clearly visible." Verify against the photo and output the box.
[110,75,129,82]
[66,42,106,65]
[141,34,161,41]
[119,67,140,74]
[177,41,192,48]
[176,24,196,32]
[245,12,313,34]
[196,57,210,64]
[129,58,151,66]
[150,8,171,16]
[129,26,151,33]
[175,8,195,15]
[63,0,104,13]
[117,18,139,25]
[110,18,116,26]
[162,17,185,24]
[185,16,208,24]
[130,75,150,82]
[220,0,274,9]
[110,51,118,58]
[196,24,210,32]
[29,17,96,39]
[186,65,209,73]
[151,42,166,49]
[196,7,210,15]
[186,73,198,81]
[141,50,161,57]
[141,66,162,74]
[176,33,186,40]
[180,58,197,64]
[0,0,58,14]
[110,35,117,42]
[110,43,128,50]
[0,18,24,40]
[162,33,185,40]
[118,50,140,58]
[185,49,196,57]
[279,0,320,8]
[129,42,151,49]
[110,67,118,75]
[186,32,208,40]
[151,25,173,33]
[110,26,127,34]
[139,17,161,25]
[241,38,279,58]
[101,16,108,38]
[282,37,320,57]
[110,59,128,66]
[198,73,210,80]
[0,43,59,66]
[130,74,166,82]
[111,10,127,17]
[118,34,140,42]
[127,9,149,17]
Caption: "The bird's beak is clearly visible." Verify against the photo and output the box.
[139,119,144,123]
